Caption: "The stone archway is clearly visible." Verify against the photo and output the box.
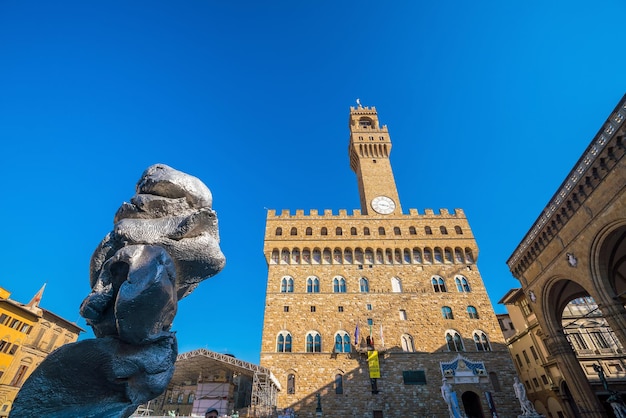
[461,391,484,418]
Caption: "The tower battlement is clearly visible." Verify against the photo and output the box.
[266,207,466,219]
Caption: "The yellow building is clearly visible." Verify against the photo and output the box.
[0,285,83,417]
[260,105,519,417]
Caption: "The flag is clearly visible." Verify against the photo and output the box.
[380,323,385,348]
[27,283,46,308]
[354,322,360,344]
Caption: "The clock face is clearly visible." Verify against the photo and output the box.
[371,196,396,214]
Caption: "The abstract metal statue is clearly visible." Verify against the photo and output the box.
[11,164,225,418]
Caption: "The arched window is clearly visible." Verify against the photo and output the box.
[434,247,443,263]
[440,226,448,235]
[302,248,311,264]
[277,331,292,352]
[442,306,454,319]
[334,331,351,353]
[401,334,415,352]
[323,248,332,264]
[312,248,321,263]
[344,248,353,263]
[307,277,319,293]
[385,249,393,264]
[290,227,297,236]
[376,249,384,264]
[425,226,432,235]
[364,227,370,235]
[335,374,344,394]
[394,249,402,264]
[409,226,417,235]
[336,227,342,236]
[403,249,411,263]
[467,306,479,319]
[321,227,328,236]
[292,248,300,264]
[455,276,471,292]
[350,227,357,235]
[465,248,474,263]
[287,373,296,394]
[432,276,447,292]
[355,248,364,264]
[446,331,464,352]
[177,393,184,403]
[281,276,294,293]
[474,331,491,351]
[423,248,433,264]
[393,227,401,235]
[399,309,407,320]
[306,227,312,236]
[281,249,290,264]
[188,393,195,403]
[364,248,374,264]
[444,248,453,263]
[276,227,283,236]
[306,332,321,352]
[455,226,463,234]
[333,248,342,264]
[359,278,369,293]
[391,277,402,293]
[412,248,422,263]
[378,227,386,236]
[454,248,464,263]
[271,249,279,264]
[333,277,346,293]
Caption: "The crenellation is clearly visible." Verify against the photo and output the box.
[266,207,467,220]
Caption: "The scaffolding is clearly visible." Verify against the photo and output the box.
[175,349,280,417]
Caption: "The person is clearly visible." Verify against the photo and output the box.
[205,408,219,418]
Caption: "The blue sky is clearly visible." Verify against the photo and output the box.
[1,1,625,364]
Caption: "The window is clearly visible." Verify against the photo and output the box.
[336,227,342,236]
[455,276,470,292]
[287,374,295,394]
[523,350,530,363]
[277,331,292,352]
[9,344,18,355]
[444,248,453,263]
[473,331,491,351]
[364,227,370,235]
[434,248,443,263]
[591,331,610,349]
[409,226,417,235]
[516,354,523,368]
[284,306,289,312]
[401,334,415,352]
[568,332,588,350]
[276,227,283,236]
[0,340,7,352]
[321,227,328,235]
[454,248,464,263]
[423,248,433,263]
[333,249,342,263]
[335,374,344,394]
[425,226,432,235]
[9,319,20,329]
[378,227,386,236]
[399,309,407,320]
[290,227,297,236]
[0,314,8,325]
[467,306,479,319]
[455,226,463,234]
[281,277,294,293]
[306,227,312,236]
[350,227,357,235]
[310,306,316,312]
[391,277,402,293]
[338,306,344,312]
[440,226,448,235]
[188,393,195,403]
[402,370,426,385]
[519,297,532,316]
[446,331,464,352]
[360,278,369,293]
[334,331,351,353]
[177,393,184,404]
[366,304,372,311]
[306,332,321,352]
[432,276,447,292]
[394,227,401,235]
[333,277,346,293]
[530,345,539,360]
[306,277,319,293]
[442,306,454,319]
[10,365,29,387]
[367,318,373,326]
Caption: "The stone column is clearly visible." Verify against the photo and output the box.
[544,332,605,418]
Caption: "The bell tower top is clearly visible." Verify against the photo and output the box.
[348,102,402,216]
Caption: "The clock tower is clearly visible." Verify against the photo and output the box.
[348,104,402,215]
